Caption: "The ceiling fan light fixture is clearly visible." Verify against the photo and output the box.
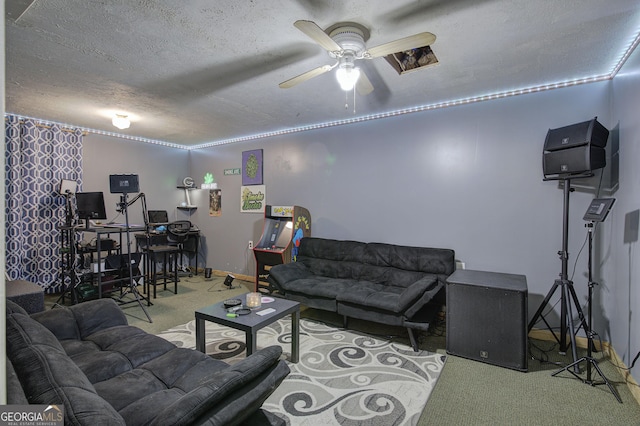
[112,114,130,130]
[336,54,361,91]
[336,66,361,91]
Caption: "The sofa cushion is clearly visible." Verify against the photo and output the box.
[298,238,367,263]
[297,238,455,285]
[364,242,454,275]
[148,346,289,426]
[6,307,125,425]
[276,276,354,299]
[335,281,405,311]
[31,298,129,341]
[7,307,65,353]
[92,345,288,426]
[62,325,177,384]
[300,258,364,280]
[358,264,428,288]
[94,348,225,414]
[336,275,437,312]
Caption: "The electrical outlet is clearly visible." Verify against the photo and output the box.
[248,240,253,249]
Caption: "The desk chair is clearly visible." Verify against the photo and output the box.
[167,220,192,276]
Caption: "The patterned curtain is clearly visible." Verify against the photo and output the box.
[5,115,83,292]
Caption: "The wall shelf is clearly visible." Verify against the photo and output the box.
[177,185,197,210]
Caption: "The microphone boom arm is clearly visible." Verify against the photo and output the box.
[117,192,149,229]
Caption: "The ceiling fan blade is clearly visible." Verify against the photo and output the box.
[279,64,334,88]
[294,20,342,52]
[366,32,436,58]
[356,70,374,96]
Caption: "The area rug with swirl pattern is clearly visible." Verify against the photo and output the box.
[157,317,445,425]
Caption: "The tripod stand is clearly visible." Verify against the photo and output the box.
[552,198,621,402]
[55,191,80,306]
[116,192,152,323]
[528,179,589,371]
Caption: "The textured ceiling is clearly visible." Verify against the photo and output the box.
[5,0,640,147]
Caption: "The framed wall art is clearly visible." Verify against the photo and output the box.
[242,149,263,185]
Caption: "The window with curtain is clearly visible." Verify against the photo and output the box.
[5,115,83,292]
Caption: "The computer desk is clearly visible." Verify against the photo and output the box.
[134,229,201,275]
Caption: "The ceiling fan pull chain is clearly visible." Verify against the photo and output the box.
[343,89,357,113]
[353,87,357,114]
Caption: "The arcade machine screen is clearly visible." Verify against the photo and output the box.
[256,218,292,250]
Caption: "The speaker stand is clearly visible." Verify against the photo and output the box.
[116,193,152,323]
[552,222,621,402]
[528,179,589,371]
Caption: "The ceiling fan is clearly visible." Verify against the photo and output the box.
[279,20,436,95]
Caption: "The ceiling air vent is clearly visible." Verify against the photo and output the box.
[385,45,438,75]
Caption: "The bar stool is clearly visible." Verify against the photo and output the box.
[144,244,179,298]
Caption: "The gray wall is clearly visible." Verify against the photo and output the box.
[81,55,640,381]
[610,47,640,378]
[82,134,191,231]
[190,82,612,312]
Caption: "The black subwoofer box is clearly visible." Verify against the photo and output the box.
[542,117,609,178]
[446,269,528,372]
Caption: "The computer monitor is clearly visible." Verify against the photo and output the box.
[109,174,140,194]
[76,192,107,229]
[147,210,169,224]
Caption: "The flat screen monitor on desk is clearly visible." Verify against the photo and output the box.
[76,192,107,229]
[147,210,169,225]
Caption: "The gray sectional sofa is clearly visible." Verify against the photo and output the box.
[268,237,455,351]
[6,298,289,425]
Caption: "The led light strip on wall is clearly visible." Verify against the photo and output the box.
[0,73,620,152]
[5,27,640,151]
[190,74,612,150]
[3,114,186,150]
[189,28,640,149]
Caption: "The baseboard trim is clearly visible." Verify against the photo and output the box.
[530,328,640,404]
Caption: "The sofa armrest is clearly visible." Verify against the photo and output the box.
[6,358,29,404]
[267,262,311,292]
[402,277,445,319]
[32,298,128,341]
[150,346,290,426]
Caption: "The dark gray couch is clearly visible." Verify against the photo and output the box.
[6,298,290,425]
[268,237,455,351]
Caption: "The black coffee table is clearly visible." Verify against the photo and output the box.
[195,295,300,362]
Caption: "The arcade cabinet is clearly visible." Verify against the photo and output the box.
[253,205,311,293]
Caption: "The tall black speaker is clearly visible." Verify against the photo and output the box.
[446,269,528,372]
[542,117,609,179]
